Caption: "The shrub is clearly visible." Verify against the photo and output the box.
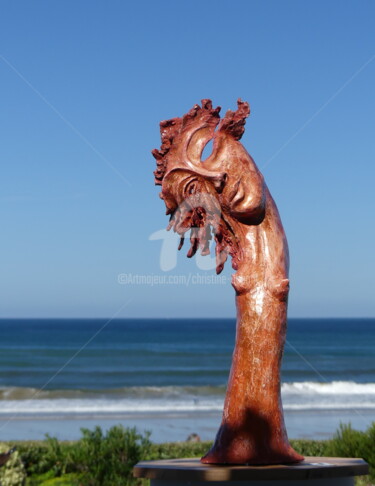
[73,425,152,486]
[0,443,27,486]
[15,442,49,477]
[17,438,77,478]
[326,423,375,482]
[290,439,329,457]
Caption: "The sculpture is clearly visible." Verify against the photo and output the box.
[152,99,304,465]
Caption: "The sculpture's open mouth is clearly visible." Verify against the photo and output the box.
[166,196,239,275]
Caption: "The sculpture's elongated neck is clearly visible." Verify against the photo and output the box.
[201,217,302,465]
[229,290,287,421]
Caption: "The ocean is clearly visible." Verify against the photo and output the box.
[0,318,374,442]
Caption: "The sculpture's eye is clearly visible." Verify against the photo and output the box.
[185,180,197,196]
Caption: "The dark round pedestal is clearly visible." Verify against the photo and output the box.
[134,457,369,486]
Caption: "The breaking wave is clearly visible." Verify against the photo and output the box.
[0,381,374,416]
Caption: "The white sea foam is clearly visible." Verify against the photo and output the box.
[282,381,375,395]
[0,381,374,416]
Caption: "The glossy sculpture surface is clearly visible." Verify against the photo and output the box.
[152,99,304,465]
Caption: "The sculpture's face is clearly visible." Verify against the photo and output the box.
[161,169,218,215]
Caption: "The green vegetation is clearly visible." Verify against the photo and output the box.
[0,443,27,485]
[0,422,374,485]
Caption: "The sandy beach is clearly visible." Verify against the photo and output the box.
[1,408,374,443]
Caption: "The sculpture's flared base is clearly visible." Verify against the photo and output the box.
[201,448,305,466]
[201,447,304,465]
[199,422,304,465]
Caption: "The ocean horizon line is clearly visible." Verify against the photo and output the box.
[1,316,374,321]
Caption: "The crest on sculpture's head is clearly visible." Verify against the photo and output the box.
[152,99,249,186]
[152,99,254,274]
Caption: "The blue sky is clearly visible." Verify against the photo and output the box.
[0,1,374,318]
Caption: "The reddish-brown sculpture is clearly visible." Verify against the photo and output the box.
[152,99,304,465]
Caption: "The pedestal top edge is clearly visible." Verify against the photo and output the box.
[133,457,369,481]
